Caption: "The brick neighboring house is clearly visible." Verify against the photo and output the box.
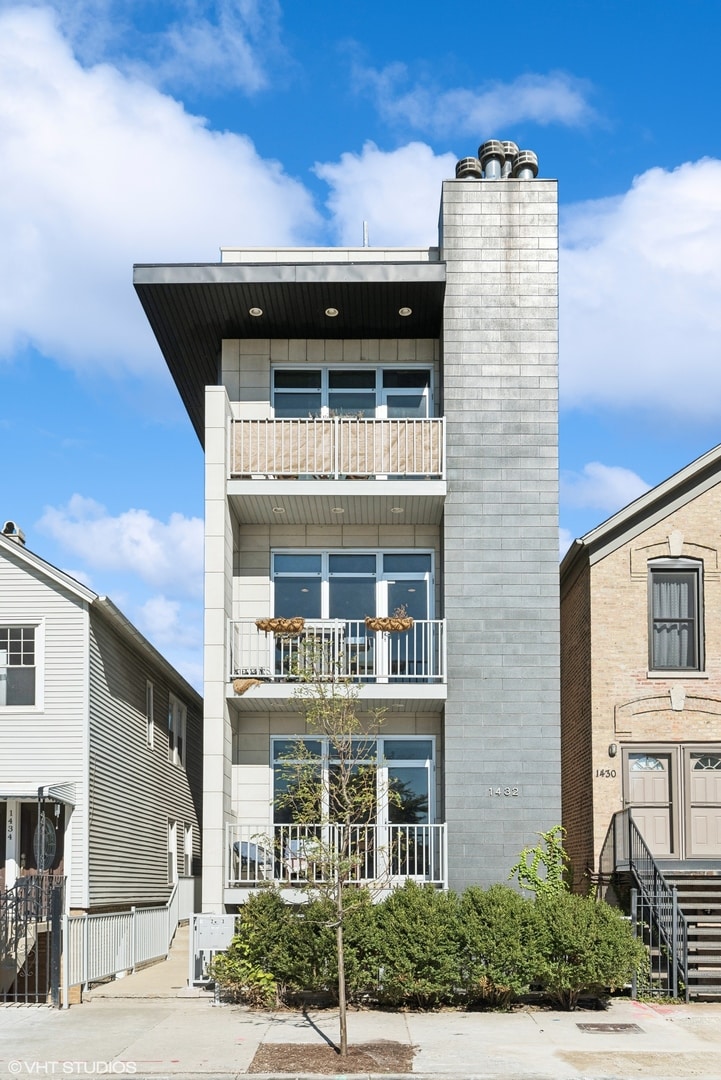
[561,443,721,889]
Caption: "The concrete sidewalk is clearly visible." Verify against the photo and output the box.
[2,930,721,1079]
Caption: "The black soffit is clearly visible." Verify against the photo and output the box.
[133,262,446,445]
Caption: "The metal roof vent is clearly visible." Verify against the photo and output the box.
[478,139,505,179]
[455,157,482,180]
[512,150,539,179]
[2,521,26,546]
[501,141,519,177]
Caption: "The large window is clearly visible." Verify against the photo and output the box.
[272,551,432,621]
[272,368,432,418]
[0,626,36,706]
[272,736,434,827]
[649,560,703,671]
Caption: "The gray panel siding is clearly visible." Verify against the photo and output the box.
[0,546,88,908]
[87,609,202,909]
[440,179,561,890]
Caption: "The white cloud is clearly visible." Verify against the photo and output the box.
[138,594,201,650]
[2,1,281,94]
[0,6,319,378]
[38,495,203,596]
[315,141,456,246]
[561,158,721,416]
[561,462,650,513]
[355,63,594,136]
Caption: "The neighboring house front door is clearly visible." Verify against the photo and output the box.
[18,803,65,877]
[624,751,674,857]
[685,750,721,857]
[624,745,721,860]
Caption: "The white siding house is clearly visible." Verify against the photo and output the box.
[0,528,202,912]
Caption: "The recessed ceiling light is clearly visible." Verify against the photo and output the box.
[390,506,404,514]
[272,506,285,514]
[399,306,412,317]
[249,307,263,317]
[325,307,339,317]
[331,506,345,514]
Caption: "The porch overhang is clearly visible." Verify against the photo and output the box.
[227,682,446,713]
[133,261,446,445]
[0,783,76,805]
[226,480,447,526]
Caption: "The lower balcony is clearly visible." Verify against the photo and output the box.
[224,822,447,902]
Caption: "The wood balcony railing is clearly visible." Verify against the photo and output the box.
[230,417,445,479]
[229,618,446,684]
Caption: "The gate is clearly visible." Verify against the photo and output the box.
[1,876,64,1005]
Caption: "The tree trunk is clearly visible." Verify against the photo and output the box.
[336,876,348,1056]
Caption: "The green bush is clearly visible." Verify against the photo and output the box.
[371,881,462,1008]
[208,936,276,1007]
[534,890,647,1010]
[460,885,540,1008]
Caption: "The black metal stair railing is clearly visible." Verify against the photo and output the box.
[600,810,688,1000]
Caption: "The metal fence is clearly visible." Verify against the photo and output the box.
[62,876,196,999]
[1,876,64,1005]
[230,618,446,683]
[226,822,448,889]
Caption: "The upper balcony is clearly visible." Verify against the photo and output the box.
[226,417,447,525]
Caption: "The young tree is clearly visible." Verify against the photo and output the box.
[275,636,394,1056]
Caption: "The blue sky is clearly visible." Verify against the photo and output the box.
[2,0,721,688]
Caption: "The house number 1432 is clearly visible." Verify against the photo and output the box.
[488,787,519,796]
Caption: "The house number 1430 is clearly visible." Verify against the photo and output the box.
[488,787,519,796]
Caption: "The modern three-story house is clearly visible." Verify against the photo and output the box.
[134,140,561,913]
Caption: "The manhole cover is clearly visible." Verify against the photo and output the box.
[576,1023,644,1033]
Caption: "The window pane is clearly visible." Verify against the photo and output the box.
[274,392,322,417]
[388,766,429,824]
[329,577,376,620]
[274,578,321,619]
[386,394,427,418]
[384,739,433,761]
[274,554,321,574]
[651,569,699,669]
[273,763,321,824]
[329,370,375,389]
[328,392,376,416]
[383,370,430,389]
[274,739,323,760]
[274,370,321,389]
[383,554,432,574]
[653,572,695,618]
[329,554,376,574]
[6,667,35,706]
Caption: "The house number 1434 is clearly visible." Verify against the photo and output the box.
[488,787,519,796]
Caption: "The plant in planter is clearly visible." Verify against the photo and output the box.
[255,616,305,635]
[364,605,414,633]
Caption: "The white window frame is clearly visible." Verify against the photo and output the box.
[145,680,155,748]
[0,621,44,711]
[183,823,193,877]
[167,693,187,767]
[167,819,177,885]
[271,365,433,418]
[271,549,434,620]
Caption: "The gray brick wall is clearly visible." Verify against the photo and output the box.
[440,177,561,890]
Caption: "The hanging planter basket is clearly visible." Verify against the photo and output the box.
[255,616,305,635]
[364,615,414,633]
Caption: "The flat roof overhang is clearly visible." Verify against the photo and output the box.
[133,262,446,444]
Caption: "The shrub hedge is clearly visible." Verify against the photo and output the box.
[212,881,645,1011]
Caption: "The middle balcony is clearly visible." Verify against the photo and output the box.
[228,617,447,712]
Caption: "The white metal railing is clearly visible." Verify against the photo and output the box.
[230,417,445,479]
[226,823,447,889]
[63,877,197,993]
[230,618,446,683]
